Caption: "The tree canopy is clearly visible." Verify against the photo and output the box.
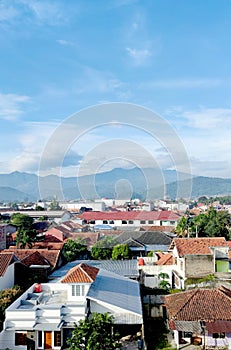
[10,213,34,229]
[112,244,130,260]
[68,312,121,350]
[62,238,88,262]
[10,213,37,248]
[178,207,231,240]
[91,237,114,260]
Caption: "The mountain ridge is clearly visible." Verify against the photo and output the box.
[0,169,231,202]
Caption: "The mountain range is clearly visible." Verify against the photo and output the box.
[0,169,231,202]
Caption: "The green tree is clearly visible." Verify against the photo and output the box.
[175,216,188,237]
[158,272,170,291]
[62,238,88,262]
[49,199,62,210]
[112,244,130,260]
[16,227,38,248]
[190,207,231,239]
[0,286,22,330]
[10,213,34,229]
[10,213,37,248]
[91,237,114,260]
[68,312,121,350]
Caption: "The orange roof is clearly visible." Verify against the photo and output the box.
[21,251,50,267]
[6,248,61,269]
[156,253,174,265]
[165,286,231,321]
[170,237,228,257]
[0,252,15,276]
[61,263,99,283]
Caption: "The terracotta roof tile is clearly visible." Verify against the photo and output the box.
[156,253,174,265]
[20,251,50,267]
[6,248,60,269]
[0,252,15,276]
[61,263,99,283]
[165,287,231,322]
[170,237,228,257]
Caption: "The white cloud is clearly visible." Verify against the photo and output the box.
[140,78,222,90]
[126,47,152,65]
[19,0,67,25]
[0,2,18,22]
[168,106,231,129]
[0,93,30,121]
[56,39,76,47]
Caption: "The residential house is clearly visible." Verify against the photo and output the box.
[6,248,63,286]
[0,262,143,350]
[114,230,173,257]
[0,252,19,290]
[78,210,180,229]
[165,286,231,349]
[169,237,229,289]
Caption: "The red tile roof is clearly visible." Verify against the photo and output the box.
[140,225,175,232]
[20,251,50,267]
[206,320,231,333]
[0,252,15,276]
[6,249,61,269]
[165,287,231,322]
[156,253,174,265]
[61,263,99,283]
[79,210,180,222]
[170,237,228,257]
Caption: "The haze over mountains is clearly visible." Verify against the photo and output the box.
[0,168,231,202]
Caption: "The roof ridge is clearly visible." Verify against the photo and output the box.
[173,289,200,318]
[79,263,96,282]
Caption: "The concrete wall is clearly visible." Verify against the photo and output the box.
[185,255,214,278]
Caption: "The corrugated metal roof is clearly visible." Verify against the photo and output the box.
[49,259,139,282]
[87,269,143,318]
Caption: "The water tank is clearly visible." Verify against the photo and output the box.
[34,283,42,293]
[138,258,145,266]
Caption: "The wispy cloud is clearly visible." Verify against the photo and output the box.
[56,39,76,47]
[19,0,69,25]
[126,47,152,65]
[0,2,18,22]
[0,93,30,121]
[167,106,231,129]
[141,78,222,90]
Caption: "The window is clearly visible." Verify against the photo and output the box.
[140,220,146,224]
[15,332,27,346]
[38,331,42,347]
[109,220,114,224]
[122,220,127,224]
[213,333,225,339]
[148,220,153,224]
[72,284,85,296]
[54,331,61,346]
[183,332,192,338]
[128,220,133,224]
[90,220,95,224]
[103,220,108,224]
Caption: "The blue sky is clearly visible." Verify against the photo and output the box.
[0,0,231,179]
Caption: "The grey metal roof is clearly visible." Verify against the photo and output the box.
[87,268,143,318]
[173,320,202,333]
[49,259,139,282]
[114,230,172,247]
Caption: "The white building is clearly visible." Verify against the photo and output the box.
[0,262,143,350]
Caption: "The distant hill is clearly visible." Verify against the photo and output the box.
[0,169,231,202]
